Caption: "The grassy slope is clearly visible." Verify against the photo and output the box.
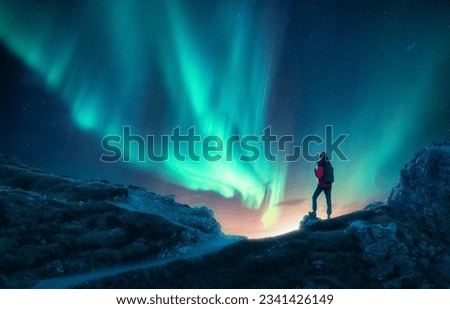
[0,157,194,288]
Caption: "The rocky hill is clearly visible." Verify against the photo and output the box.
[77,142,450,288]
[0,142,449,288]
[0,155,225,288]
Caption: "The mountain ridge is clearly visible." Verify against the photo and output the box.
[77,142,450,288]
[0,141,449,288]
[0,154,230,288]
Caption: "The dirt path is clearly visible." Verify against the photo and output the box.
[34,236,240,289]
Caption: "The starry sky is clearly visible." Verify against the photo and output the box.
[1,0,449,238]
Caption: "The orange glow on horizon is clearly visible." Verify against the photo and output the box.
[176,192,367,239]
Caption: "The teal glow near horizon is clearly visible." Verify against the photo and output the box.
[1,0,449,232]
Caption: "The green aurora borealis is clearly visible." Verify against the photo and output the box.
[1,0,449,236]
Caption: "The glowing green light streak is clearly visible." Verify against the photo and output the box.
[0,0,287,227]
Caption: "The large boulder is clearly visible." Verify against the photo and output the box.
[387,141,450,237]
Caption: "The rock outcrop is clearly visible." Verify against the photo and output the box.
[387,141,450,237]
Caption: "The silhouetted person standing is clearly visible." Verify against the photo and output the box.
[312,152,333,219]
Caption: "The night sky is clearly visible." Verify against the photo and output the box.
[1,0,449,237]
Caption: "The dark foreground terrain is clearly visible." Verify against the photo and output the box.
[0,155,223,288]
[78,142,450,288]
[0,142,449,288]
